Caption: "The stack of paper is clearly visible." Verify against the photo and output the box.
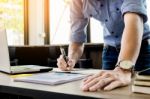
[132,68,150,94]
[14,72,88,85]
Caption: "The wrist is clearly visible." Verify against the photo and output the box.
[114,67,132,77]
[114,66,131,73]
[68,53,81,63]
[68,56,78,63]
[116,60,134,76]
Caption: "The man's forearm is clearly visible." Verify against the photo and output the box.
[118,13,144,64]
[68,42,84,63]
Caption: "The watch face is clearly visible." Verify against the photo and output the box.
[119,60,133,70]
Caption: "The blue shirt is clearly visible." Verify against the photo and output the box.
[70,0,150,47]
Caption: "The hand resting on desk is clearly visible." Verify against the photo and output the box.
[81,67,132,91]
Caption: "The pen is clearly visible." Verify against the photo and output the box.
[60,47,68,66]
[54,71,80,74]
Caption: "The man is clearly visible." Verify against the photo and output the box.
[57,0,150,91]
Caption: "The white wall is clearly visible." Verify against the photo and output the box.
[28,0,45,45]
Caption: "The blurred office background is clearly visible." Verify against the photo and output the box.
[0,0,150,69]
[0,0,149,46]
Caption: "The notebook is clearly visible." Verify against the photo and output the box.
[132,68,150,94]
[0,27,53,74]
[132,85,150,94]
[14,72,88,85]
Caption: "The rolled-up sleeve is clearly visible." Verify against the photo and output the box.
[70,0,89,43]
[121,0,148,23]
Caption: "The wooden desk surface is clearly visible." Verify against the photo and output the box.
[0,69,150,99]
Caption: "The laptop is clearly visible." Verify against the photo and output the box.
[0,27,53,74]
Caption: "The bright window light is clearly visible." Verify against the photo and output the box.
[0,0,24,45]
[90,18,104,43]
[50,0,70,44]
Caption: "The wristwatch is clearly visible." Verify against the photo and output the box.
[116,60,134,75]
[118,60,134,70]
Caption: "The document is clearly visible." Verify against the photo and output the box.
[14,72,88,85]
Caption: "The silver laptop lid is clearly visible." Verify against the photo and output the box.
[0,26,11,73]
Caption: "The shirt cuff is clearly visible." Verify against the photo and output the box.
[70,31,86,43]
[121,4,148,23]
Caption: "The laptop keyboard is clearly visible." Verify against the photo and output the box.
[11,66,32,71]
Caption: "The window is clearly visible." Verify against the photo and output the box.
[90,18,104,43]
[50,0,70,44]
[28,0,45,45]
[0,0,24,45]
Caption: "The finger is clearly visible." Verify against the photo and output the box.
[57,63,68,71]
[89,77,115,92]
[83,70,114,85]
[57,56,68,70]
[83,71,105,84]
[66,60,75,71]
[59,55,68,64]
[67,66,73,71]
[82,75,98,85]
[103,80,122,91]
[81,77,100,91]
[67,59,75,67]
[57,60,68,71]
[101,71,113,78]
[60,59,68,66]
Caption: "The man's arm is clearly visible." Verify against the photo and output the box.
[57,0,88,71]
[68,42,84,64]
[81,12,144,91]
[118,12,144,64]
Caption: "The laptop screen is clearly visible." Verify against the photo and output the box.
[0,26,53,74]
[0,27,11,73]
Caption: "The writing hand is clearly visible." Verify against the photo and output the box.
[57,55,76,71]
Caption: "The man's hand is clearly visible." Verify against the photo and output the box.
[81,67,132,91]
[57,42,84,71]
[57,55,76,71]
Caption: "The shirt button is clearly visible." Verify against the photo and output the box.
[116,8,120,11]
[115,35,119,38]
[105,19,108,22]
[111,32,114,34]
[100,4,104,7]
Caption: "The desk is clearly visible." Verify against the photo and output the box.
[0,69,150,99]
